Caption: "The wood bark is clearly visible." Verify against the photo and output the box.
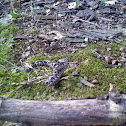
[0,94,126,126]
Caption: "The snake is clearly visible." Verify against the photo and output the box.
[24,58,68,86]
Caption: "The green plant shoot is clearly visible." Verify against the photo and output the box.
[75,0,80,8]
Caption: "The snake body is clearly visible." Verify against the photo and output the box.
[25,58,68,86]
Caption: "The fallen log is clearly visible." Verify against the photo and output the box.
[0,84,126,126]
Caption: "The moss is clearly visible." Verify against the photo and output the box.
[0,25,125,101]
[0,23,19,64]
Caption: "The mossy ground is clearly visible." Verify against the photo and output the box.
[0,24,125,101]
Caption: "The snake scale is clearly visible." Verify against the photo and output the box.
[24,58,68,86]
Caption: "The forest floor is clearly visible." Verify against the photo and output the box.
[0,0,126,125]
[0,23,125,101]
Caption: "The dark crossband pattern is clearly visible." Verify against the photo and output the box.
[25,58,68,86]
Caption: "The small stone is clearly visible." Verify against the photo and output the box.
[120,47,126,52]
[84,37,88,42]
[107,48,111,51]
[118,63,122,67]
[92,79,98,84]
[84,76,88,81]
[105,56,112,64]
[112,60,118,65]
[29,39,35,43]
[114,66,118,69]
[31,23,34,26]
[121,53,126,58]
[72,49,79,53]
[108,36,114,39]
[26,46,31,51]
[93,41,97,43]
[62,87,67,90]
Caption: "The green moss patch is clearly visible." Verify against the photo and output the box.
[0,38,125,100]
[0,24,125,100]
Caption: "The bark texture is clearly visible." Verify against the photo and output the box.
[0,94,126,126]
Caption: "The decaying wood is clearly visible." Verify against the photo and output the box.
[0,85,126,126]
[66,29,122,44]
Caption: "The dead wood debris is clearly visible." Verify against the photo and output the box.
[2,0,126,48]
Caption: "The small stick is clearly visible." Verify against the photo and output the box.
[109,83,114,92]
[79,77,95,88]
[9,0,15,13]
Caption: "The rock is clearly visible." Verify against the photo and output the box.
[107,48,111,51]
[114,66,118,69]
[120,47,126,52]
[92,79,98,84]
[62,87,67,90]
[26,46,31,51]
[29,39,35,43]
[105,56,112,64]
[108,36,114,39]
[121,53,126,58]
[118,63,122,67]
[72,49,79,53]
[112,60,118,65]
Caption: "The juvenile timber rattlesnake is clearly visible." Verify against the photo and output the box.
[24,58,68,86]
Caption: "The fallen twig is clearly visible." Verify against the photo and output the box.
[79,77,95,88]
